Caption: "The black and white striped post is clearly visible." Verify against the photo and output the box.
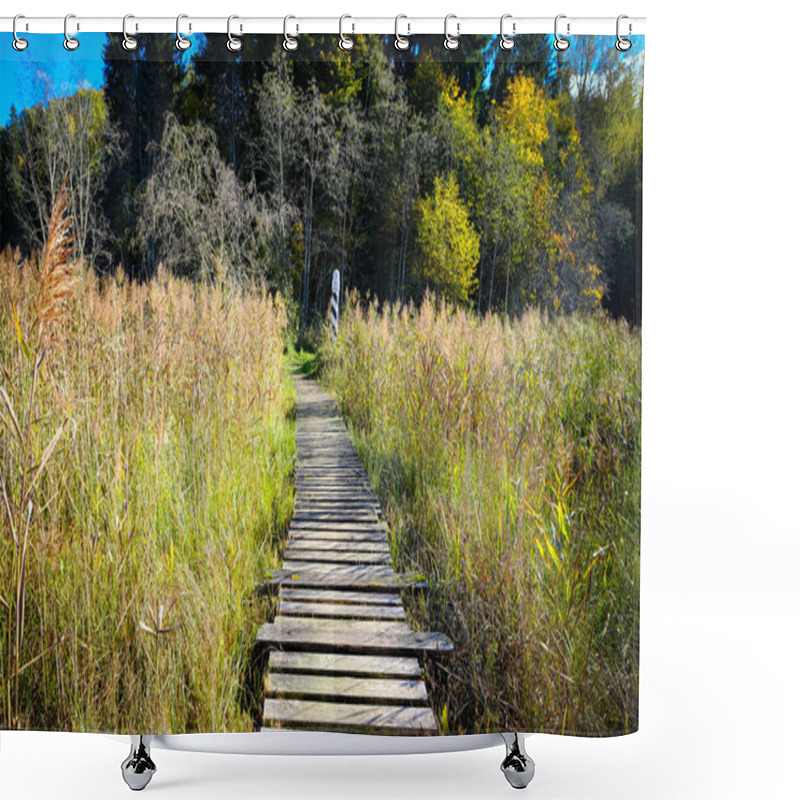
[330,268,340,342]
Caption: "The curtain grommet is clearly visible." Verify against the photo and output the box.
[283,15,299,51]
[500,14,515,51]
[176,14,191,51]
[63,14,80,50]
[615,15,633,51]
[394,14,410,51]
[121,14,138,51]
[339,14,355,51]
[226,15,242,52]
[13,14,29,51]
[444,14,460,51]
[554,14,571,51]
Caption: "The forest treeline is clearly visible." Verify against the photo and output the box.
[0,34,642,322]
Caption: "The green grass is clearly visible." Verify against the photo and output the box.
[285,342,321,377]
[322,293,641,736]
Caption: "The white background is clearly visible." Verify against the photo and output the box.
[3,1,799,798]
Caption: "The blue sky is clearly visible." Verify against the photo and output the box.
[1,33,107,124]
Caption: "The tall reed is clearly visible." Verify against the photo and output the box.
[1,218,293,732]
[1,188,76,728]
[323,293,641,736]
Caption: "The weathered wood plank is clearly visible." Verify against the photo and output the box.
[295,470,367,477]
[294,500,379,509]
[286,540,389,553]
[265,673,428,704]
[278,600,406,620]
[282,549,391,565]
[257,619,454,655]
[278,588,402,605]
[277,563,404,584]
[295,489,376,496]
[292,512,378,522]
[290,521,387,532]
[294,476,371,483]
[268,650,420,678]
[262,698,437,734]
[288,531,388,543]
[258,567,425,593]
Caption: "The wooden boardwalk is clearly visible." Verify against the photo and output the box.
[256,377,453,735]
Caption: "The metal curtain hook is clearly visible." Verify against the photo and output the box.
[227,15,242,51]
[64,14,79,50]
[283,15,298,51]
[339,14,354,51]
[176,14,191,51]
[554,14,570,51]
[12,14,29,51]
[394,14,410,51]
[500,14,515,51]
[444,14,460,50]
[616,14,632,51]
[122,14,138,51]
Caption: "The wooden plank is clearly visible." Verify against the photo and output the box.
[258,567,425,593]
[267,616,408,633]
[294,500,378,507]
[257,619,454,655]
[295,469,367,476]
[294,483,372,491]
[296,460,363,467]
[294,500,379,509]
[288,531,388,543]
[294,485,378,502]
[277,563,403,584]
[292,513,379,522]
[278,600,406,620]
[290,521,387,532]
[278,588,402,605]
[269,651,420,678]
[262,698,437,734]
[282,550,391,565]
[286,540,389,553]
[295,475,366,481]
[265,673,428,704]
[293,507,380,516]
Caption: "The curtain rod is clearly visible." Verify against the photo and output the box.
[0,16,646,37]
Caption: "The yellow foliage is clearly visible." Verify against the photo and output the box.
[413,173,480,305]
[495,75,551,169]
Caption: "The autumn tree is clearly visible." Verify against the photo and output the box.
[492,74,602,313]
[413,173,480,305]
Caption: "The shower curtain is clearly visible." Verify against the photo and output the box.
[0,28,643,738]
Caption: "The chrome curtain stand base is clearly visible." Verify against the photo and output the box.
[117,732,532,790]
[500,733,535,789]
[121,735,156,791]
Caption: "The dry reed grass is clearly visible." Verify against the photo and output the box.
[0,196,293,732]
[323,292,641,736]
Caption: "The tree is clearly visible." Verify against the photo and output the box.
[413,173,480,305]
[139,114,273,283]
[13,87,119,266]
[296,82,337,321]
[491,75,602,314]
[102,34,186,276]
